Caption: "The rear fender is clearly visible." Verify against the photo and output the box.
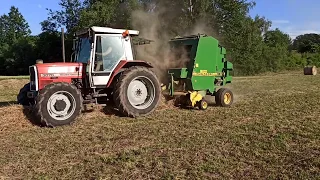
[106,60,153,87]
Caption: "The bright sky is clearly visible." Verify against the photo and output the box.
[0,0,319,39]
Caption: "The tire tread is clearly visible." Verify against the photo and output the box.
[113,66,161,117]
[34,82,83,127]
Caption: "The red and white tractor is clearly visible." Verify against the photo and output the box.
[17,26,161,127]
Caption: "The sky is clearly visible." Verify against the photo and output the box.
[0,0,320,40]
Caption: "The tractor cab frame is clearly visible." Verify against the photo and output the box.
[72,26,143,88]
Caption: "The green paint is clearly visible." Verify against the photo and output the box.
[165,34,233,96]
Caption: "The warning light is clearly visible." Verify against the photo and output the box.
[122,30,129,37]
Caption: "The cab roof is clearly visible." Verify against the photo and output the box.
[75,26,140,36]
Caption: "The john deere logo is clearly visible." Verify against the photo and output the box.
[193,70,220,76]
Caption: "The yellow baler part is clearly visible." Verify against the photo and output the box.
[161,85,167,91]
[189,91,203,107]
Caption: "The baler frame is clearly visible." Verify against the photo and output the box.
[162,34,234,109]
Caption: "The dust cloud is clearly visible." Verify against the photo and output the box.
[130,10,177,84]
[130,8,214,84]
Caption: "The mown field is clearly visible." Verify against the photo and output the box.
[0,71,319,179]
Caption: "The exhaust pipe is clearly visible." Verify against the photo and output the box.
[61,28,66,63]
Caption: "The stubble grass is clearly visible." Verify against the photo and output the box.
[0,71,319,179]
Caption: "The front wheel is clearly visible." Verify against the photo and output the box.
[17,83,35,106]
[198,99,208,110]
[113,66,161,117]
[34,82,83,127]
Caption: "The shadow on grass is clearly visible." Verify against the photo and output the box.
[21,106,44,127]
[100,106,127,117]
[0,101,18,107]
[98,100,127,117]
[0,101,44,126]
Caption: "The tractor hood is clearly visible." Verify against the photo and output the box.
[29,62,85,91]
[35,62,84,78]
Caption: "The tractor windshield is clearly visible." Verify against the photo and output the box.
[75,37,91,63]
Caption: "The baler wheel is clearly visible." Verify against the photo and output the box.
[34,82,83,127]
[113,66,161,117]
[198,99,208,110]
[215,88,233,107]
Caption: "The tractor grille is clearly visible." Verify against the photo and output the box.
[29,66,37,91]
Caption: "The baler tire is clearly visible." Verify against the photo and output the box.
[113,66,161,117]
[17,83,34,106]
[34,82,83,127]
[198,99,208,110]
[215,88,233,107]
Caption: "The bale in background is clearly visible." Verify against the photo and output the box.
[304,66,317,75]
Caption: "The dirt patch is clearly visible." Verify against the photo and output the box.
[0,105,36,135]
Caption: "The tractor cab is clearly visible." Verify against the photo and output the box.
[72,26,140,88]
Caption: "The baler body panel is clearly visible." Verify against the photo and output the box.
[191,36,221,92]
[165,34,233,97]
[225,61,233,83]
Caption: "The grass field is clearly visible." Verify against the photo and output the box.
[0,71,319,179]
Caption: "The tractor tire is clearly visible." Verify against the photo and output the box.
[17,83,34,106]
[34,82,83,127]
[113,66,161,117]
[215,88,233,107]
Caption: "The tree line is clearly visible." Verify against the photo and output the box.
[0,0,320,76]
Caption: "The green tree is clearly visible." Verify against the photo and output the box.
[211,0,272,75]
[34,32,62,62]
[0,6,34,75]
[0,6,31,43]
[78,0,120,28]
[292,33,320,53]
[42,0,84,34]
[262,28,292,71]
[264,28,291,48]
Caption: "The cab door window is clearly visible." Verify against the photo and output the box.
[94,35,125,72]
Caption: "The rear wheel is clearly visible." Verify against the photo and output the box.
[113,66,161,117]
[215,88,233,107]
[34,82,83,127]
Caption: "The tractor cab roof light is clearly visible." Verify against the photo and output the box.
[122,30,129,38]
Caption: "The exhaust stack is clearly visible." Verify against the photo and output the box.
[61,28,65,63]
